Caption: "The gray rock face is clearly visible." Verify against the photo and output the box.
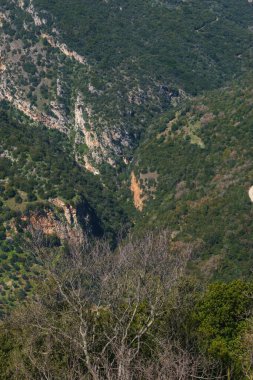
[0,0,183,174]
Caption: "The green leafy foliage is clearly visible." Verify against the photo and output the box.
[33,0,253,93]
[194,280,253,376]
[0,102,129,314]
[130,74,253,279]
[0,101,128,237]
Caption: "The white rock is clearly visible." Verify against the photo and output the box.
[248,186,253,202]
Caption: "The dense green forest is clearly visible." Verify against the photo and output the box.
[130,74,253,280]
[33,0,253,93]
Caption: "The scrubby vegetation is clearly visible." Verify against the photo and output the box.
[0,0,253,377]
[0,101,128,235]
[130,74,253,280]
[0,101,129,314]
[33,0,253,93]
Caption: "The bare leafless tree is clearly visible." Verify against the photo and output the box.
[6,228,223,379]
[241,318,253,380]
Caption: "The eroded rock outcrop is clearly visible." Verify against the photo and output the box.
[41,33,88,65]
[0,0,183,177]
[130,171,158,211]
[21,209,79,241]
[17,0,47,26]
[0,88,68,132]
[20,198,102,240]
[130,172,145,211]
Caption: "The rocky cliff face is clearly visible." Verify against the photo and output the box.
[2,0,251,229]
[0,0,182,174]
[20,197,103,241]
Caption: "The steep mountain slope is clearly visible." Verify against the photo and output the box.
[0,0,253,311]
[1,0,253,173]
[1,1,253,377]
[0,101,127,235]
[33,0,253,92]
[0,103,129,315]
[130,74,253,279]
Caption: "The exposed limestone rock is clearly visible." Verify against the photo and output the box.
[41,33,87,65]
[22,211,81,241]
[0,11,8,27]
[20,198,84,241]
[0,15,69,134]
[56,78,63,97]
[18,0,25,7]
[88,83,102,95]
[1,0,180,177]
[50,198,78,225]
[16,0,46,26]
[248,186,253,202]
[75,94,87,134]
[74,94,104,173]
[0,62,6,72]
[75,96,100,148]
[0,88,68,133]
[83,157,100,175]
[50,101,69,128]
[15,1,87,66]
[0,10,102,172]
[19,197,100,241]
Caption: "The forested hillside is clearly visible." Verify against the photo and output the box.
[0,102,129,315]
[130,74,253,280]
[1,0,253,171]
[0,0,253,378]
[33,0,253,92]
